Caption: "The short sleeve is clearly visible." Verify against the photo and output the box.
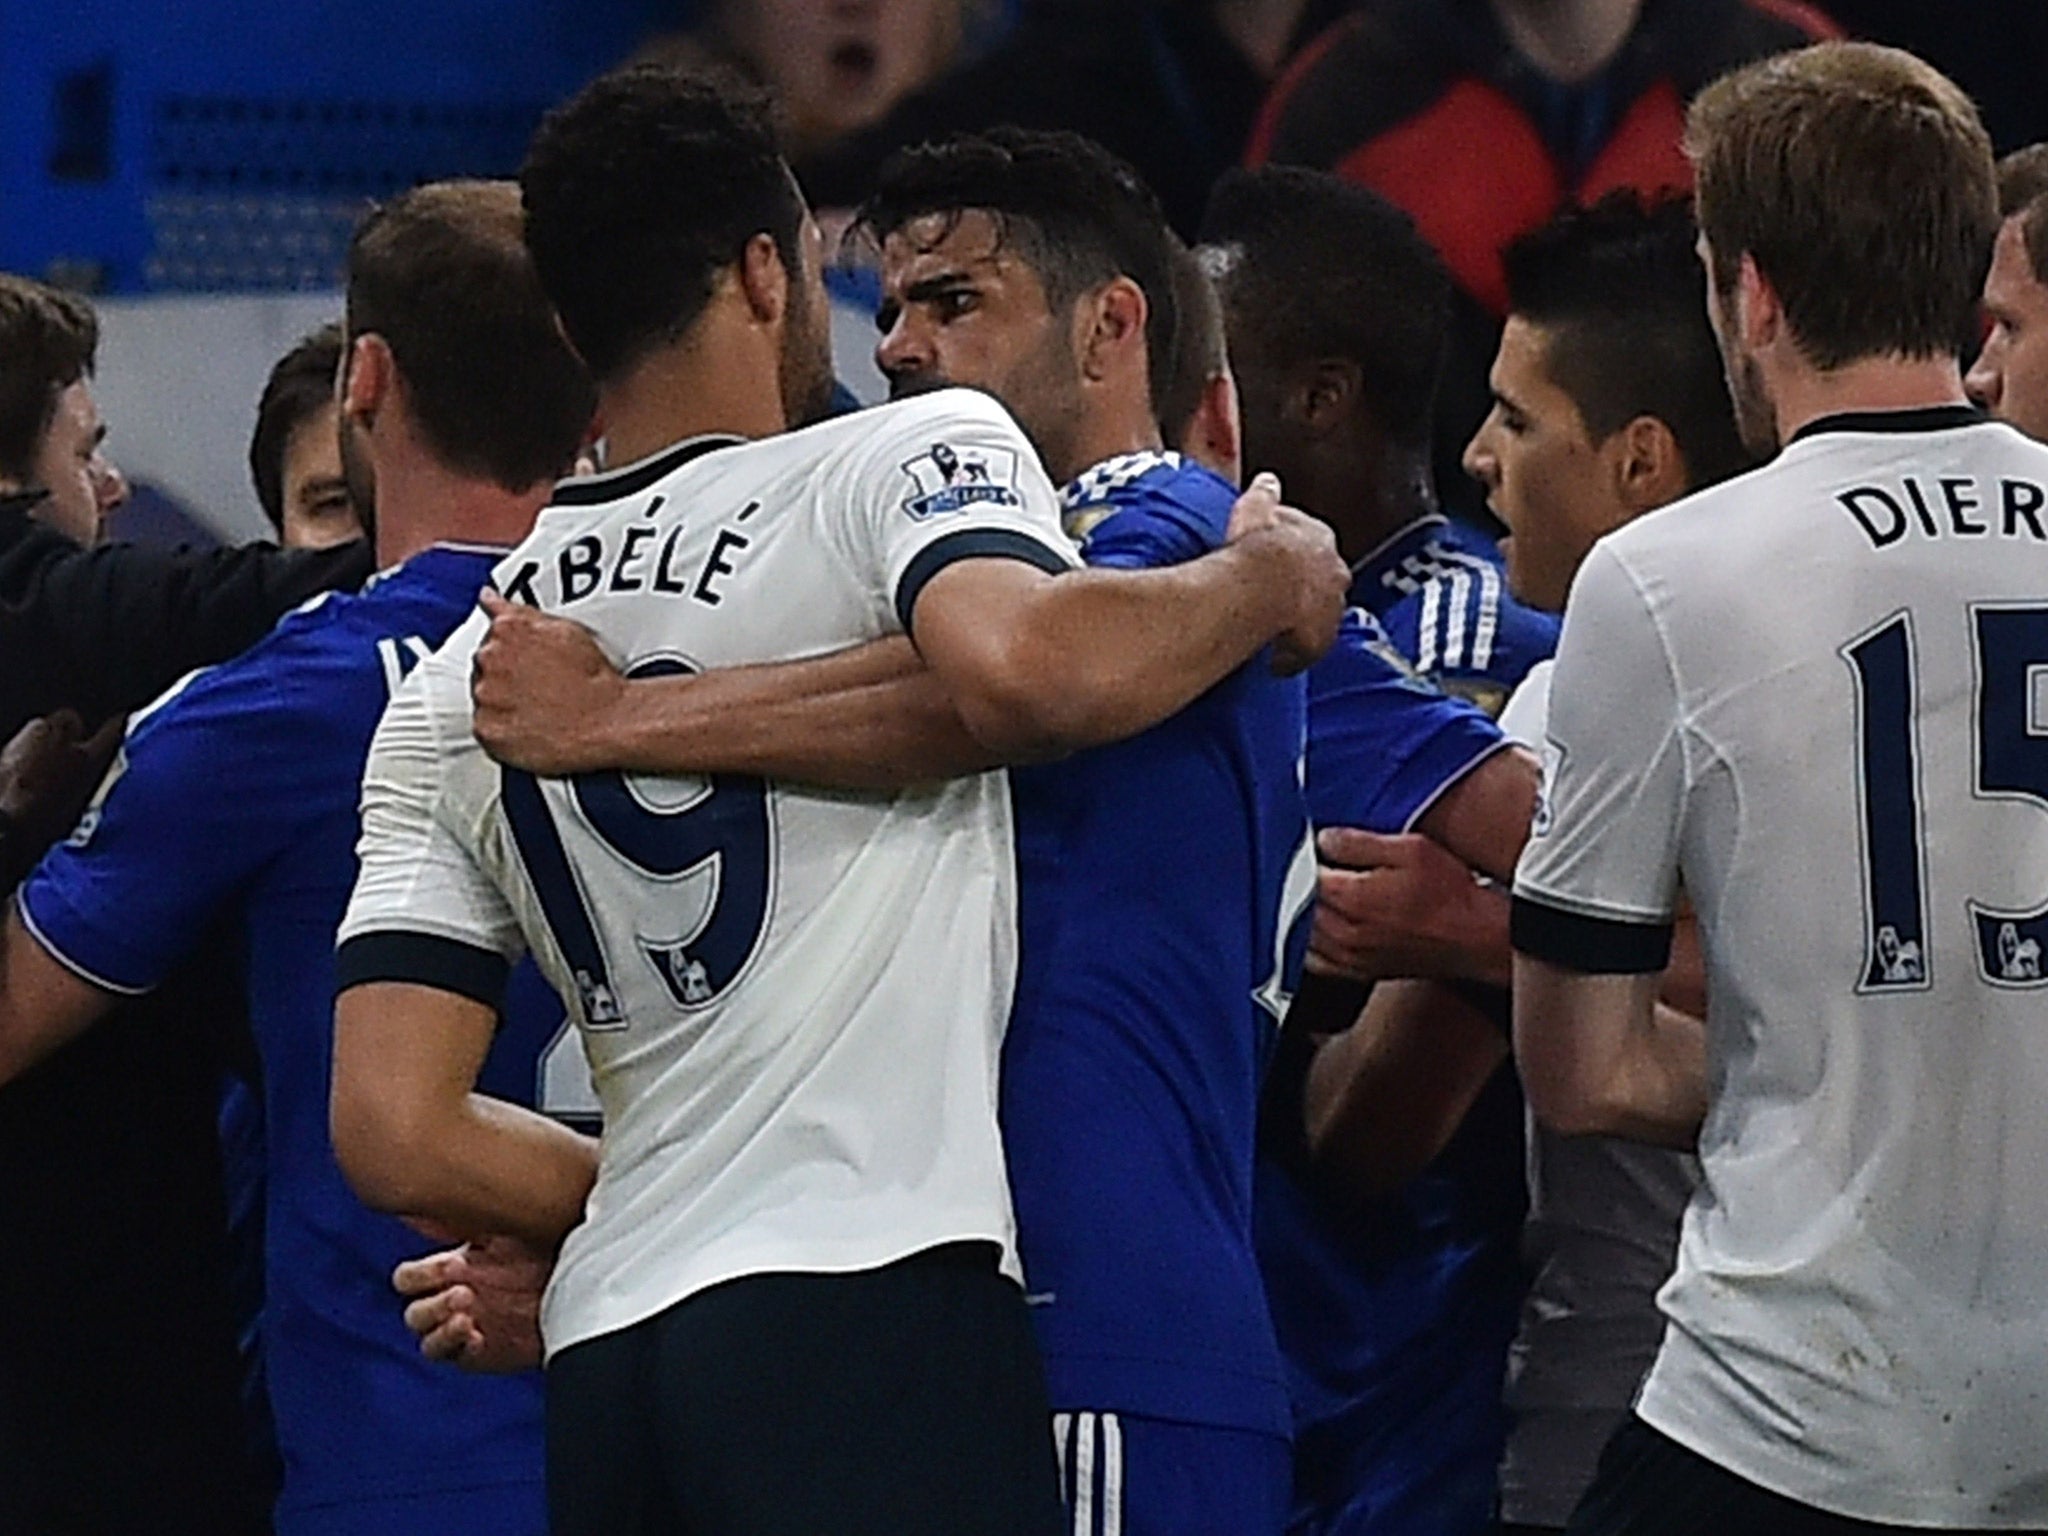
[1306,610,1511,834]
[18,667,294,995]
[335,659,523,1007]
[833,390,1080,633]
[1511,543,1686,974]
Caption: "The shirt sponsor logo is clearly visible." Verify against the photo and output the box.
[899,441,1022,521]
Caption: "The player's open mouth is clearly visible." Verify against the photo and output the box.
[829,40,880,88]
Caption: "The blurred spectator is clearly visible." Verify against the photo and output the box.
[0,270,369,1535]
[250,323,364,550]
[1966,147,2048,444]
[1247,0,1835,518]
[806,0,1359,235]
[1822,0,2048,154]
[638,1,986,175]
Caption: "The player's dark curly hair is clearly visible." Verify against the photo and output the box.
[1197,166,1447,454]
[520,65,805,385]
[1503,192,1752,490]
[853,128,1181,418]
[249,323,343,532]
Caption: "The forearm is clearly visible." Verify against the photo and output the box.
[996,542,1295,748]
[1305,979,1509,1203]
[915,537,1302,757]
[1514,960,1704,1148]
[378,1094,598,1253]
[332,981,597,1251]
[1593,1003,1707,1149]
[609,661,1004,787]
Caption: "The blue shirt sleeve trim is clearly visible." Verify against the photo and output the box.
[895,529,1073,633]
[335,931,510,1009]
[1511,893,1673,975]
[15,889,153,996]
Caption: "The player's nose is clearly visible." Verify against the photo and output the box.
[1462,426,1498,492]
[1965,352,2002,413]
[875,317,933,383]
[94,457,130,514]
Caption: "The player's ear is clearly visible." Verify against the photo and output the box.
[1177,370,1243,485]
[738,232,789,327]
[342,333,395,421]
[1078,277,1147,385]
[1735,252,1783,354]
[1611,414,1688,514]
[1300,357,1362,435]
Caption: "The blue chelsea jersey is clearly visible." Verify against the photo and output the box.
[1002,451,1311,1438]
[1352,514,1560,711]
[1253,518,1543,1534]
[19,547,560,1535]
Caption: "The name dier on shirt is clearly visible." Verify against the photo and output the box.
[1837,475,2048,550]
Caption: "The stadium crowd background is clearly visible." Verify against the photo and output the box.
[4,3,2048,1535]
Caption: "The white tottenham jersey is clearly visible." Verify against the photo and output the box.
[1513,409,2048,1527]
[338,388,1078,1357]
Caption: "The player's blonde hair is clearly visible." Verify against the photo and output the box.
[1686,41,1996,369]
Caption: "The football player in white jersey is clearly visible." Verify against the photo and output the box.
[1511,41,2048,1534]
[325,68,1346,1536]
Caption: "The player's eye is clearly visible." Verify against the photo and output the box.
[932,289,977,322]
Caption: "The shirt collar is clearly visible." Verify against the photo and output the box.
[1788,404,1989,446]
[1348,513,1449,608]
[1058,449,1185,515]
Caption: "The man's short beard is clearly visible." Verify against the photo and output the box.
[778,299,838,428]
[337,410,379,548]
[1726,345,1780,458]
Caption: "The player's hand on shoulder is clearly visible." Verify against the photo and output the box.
[394,1233,550,1374]
[1225,473,1348,675]
[1308,827,1501,985]
[471,589,628,776]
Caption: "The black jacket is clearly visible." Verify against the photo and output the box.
[0,489,373,742]
[0,492,369,1534]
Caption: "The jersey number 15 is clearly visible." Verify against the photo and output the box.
[1845,605,2048,992]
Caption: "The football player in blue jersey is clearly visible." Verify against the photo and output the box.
[1198,166,1558,718]
[438,130,1535,1536]
[0,181,595,1535]
[1192,165,1561,1536]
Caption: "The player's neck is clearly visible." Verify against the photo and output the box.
[1060,408,1165,489]
[1320,452,1437,568]
[374,455,550,569]
[1769,355,1974,446]
[597,335,790,469]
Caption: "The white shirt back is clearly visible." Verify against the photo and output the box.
[339,389,1077,1356]
[1514,412,2048,1526]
